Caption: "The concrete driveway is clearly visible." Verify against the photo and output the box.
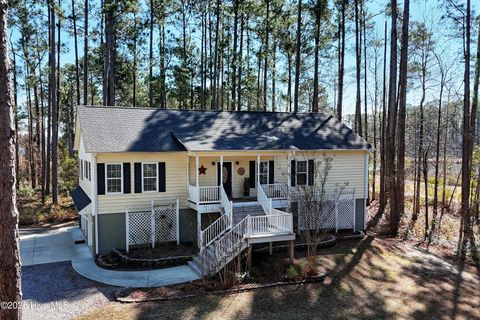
[20,224,91,266]
[20,224,200,288]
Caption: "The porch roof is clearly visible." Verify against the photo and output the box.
[78,106,371,153]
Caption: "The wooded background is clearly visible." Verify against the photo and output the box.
[6,0,480,256]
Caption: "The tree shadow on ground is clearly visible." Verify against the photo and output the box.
[128,234,480,320]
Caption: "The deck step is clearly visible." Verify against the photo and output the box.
[232,205,265,225]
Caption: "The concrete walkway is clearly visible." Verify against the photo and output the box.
[20,225,200,288]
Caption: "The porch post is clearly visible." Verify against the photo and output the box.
[287,153,291,188]
[220,155,224,188]
[256,155,260,187]
[195,155,200,203]
[195,155,201,249]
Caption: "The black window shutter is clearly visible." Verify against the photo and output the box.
[308,160,315,186]
[291,160,296,186]
[134,163,142,193]
[249,161,256,188]
[158,162,166,192]
[123,163,131,194]
[269,160,274,184]
[97,163,105,195]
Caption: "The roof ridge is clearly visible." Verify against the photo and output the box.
[78,104,332,116]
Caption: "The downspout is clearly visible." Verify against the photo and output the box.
[91,152,99,255]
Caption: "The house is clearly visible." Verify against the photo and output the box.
[72,105,371,274]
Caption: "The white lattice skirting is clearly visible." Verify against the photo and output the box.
[126,199,180,253]
[298,191,356,232]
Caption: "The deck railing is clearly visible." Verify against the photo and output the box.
[261,183,289,199]
[246,213,293,236]
[198,186,220,203]
[188,185,198,203]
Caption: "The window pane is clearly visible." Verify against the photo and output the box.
[107,164,122,178]
[143,163,157,177]
[107,178,122,193]
[144,177,157,191]
[297,161,307,173]
[260,174,268,185]
[260,161,268,174]
[297,173,307,186]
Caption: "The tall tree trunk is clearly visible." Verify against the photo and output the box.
[386,0,398,235]
[423,145,430,239]
[394,0,409,233]
[336,0,345,120]
[103,0,115,106]
[372,42,379,201]
[83,0,88,105]
[271,39,276,112]
[149,0,154,108]
[429,55,445,244]
[231,0,238,111]
[287,53,292,112]
[50,0,58,204]
[379,20,387,213]
[11,43,19,189]
[362,2,367,140]
[354,0,362,136]
[237,14,244,111]
[293,0,301,112]
[312,0,321,113]
[263,0,270,111]
[46,2,51,195]
[201,6,205,110]
[159,24,166,109]
[460,0,472,254]
[0,4,22,317]
[211,0,221,110]
[72,0,80,105]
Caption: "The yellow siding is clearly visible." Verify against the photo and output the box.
[188,155,273,198]
[78,134,92,196]
[95,150,367,214]
[96,152,188,213]
[273,150,366,198]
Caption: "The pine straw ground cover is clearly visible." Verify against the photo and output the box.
[75,236,480,320]
[17,192,77,226]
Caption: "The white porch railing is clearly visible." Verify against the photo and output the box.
[246,213,293,236]
[199,186,233,250]
[261,183,289,199]
[189,185,221,204]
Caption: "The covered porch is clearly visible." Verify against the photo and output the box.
[186,152,291,213]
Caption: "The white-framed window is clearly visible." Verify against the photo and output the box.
[106,163,123,194]
[142,162,158,192]
[85,161,88,180]
[296,160,308,186]
[259,161,269,185]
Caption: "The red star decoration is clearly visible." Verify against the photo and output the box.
[198,165,207,175]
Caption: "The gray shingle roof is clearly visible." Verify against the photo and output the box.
[78,106,371,153]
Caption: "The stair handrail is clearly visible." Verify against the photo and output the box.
[257,183,273,215]
[212,216,248,273]
[199,186,233,251]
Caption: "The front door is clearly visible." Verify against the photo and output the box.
[217,162,233,199]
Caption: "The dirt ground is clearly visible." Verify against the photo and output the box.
[76,236,480,320]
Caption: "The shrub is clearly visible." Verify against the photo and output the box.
[18,181,35,198]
